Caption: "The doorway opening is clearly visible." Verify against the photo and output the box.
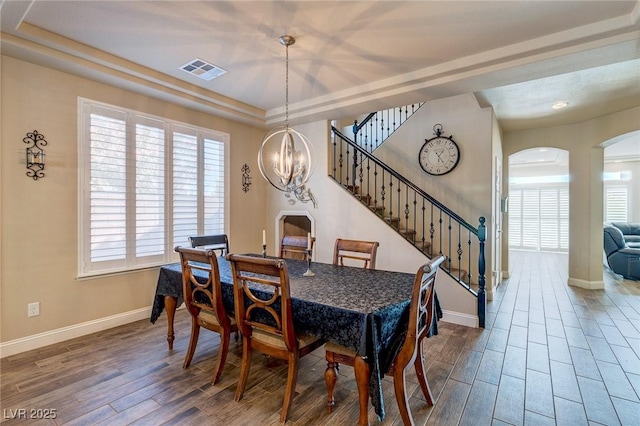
[508,148,569,253]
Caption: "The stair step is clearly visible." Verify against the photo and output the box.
[370,205,385,214]
[447,267,469,281]
[344,184,360,194]
[398,228,416,242]
[414,240,431,253]
[386,216,400,226]
[356,194,372,204]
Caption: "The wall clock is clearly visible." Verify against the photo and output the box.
[418,124,460,176]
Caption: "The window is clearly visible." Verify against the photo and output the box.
[604,185,628,222]
[78,99,228,277]
[508,185,569,252]
[603,171,631,223]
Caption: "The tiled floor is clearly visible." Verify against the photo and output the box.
[475,250,640,425]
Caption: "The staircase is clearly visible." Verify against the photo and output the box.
[330,125,487,328]
[351,103,425,153]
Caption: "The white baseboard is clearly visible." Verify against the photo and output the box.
[0,307,152,358]
[440,309,479,328]
[567,277,604,290]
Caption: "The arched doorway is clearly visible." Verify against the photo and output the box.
[508,148,570,255]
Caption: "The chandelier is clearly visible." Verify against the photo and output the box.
[257,35,316,205]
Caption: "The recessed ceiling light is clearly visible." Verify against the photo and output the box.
[551,101,569,110]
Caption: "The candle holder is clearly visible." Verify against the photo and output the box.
[303,249,315,276]
[262,244,267,258]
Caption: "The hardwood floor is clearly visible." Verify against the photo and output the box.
[2,251,639,425]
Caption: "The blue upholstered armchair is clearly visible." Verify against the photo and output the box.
[603,223,640,280]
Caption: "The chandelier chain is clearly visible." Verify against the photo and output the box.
[285,42,289,128]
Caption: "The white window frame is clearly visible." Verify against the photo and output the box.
[78,98,229,278]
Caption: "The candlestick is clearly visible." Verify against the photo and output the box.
[307,232,311,250]
[262,244,267,258]
[303,249,315,276]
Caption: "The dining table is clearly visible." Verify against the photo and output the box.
[150,254,441,422]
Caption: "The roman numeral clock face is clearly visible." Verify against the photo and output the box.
[418,136,460,176]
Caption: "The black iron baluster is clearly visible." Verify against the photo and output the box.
[457,224,463,283]
[478,217,486,328]
[388,177,394,226]
[412,189,418,246]
[421,197,426,254]
[429,204,435,257]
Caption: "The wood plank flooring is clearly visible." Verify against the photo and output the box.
[2,251,639,425]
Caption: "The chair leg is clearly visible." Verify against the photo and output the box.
[413,344,434,405]
[235,336,252,402]
[324,352,338,413]
[183,319,200,369]
[211,329,231,385]
[353,355,371,426]
[280,353,300,424]
[393,363,414,426]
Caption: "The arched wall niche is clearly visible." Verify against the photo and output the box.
[274,210,316,258]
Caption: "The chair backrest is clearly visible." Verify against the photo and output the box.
[397,255,446,362]
[333,238,380,269]
[175,246,230,327]
[226,254,297,352]
[280,235,315,260]
[189,234,229,256]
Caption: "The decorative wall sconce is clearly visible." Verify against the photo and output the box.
[241,163,252,192]
[24,130,47,180]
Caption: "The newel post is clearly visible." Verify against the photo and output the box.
[477,217,486,328]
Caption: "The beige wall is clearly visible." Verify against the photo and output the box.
[502,107,640,288]
[0,56,266,347]
[264,121,479,326]
[372,94,498,296]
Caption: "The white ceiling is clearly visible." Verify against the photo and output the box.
[1,0,639,133]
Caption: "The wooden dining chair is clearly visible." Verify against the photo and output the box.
[333,238,379,269]
[189,234,230,256]
[324,255,446,426]
[226,254,326,423]
[175,246,238,385]
[280,235,315,261]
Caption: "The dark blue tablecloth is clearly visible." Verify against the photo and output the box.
[151,256,440,420]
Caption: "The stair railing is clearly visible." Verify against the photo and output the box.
[352,103,425,153]
[331,126,487,327]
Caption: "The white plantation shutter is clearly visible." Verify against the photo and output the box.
[604,185,628,222]
[521,189,539,249]
[509,185,568,252]
[135,119,165,259]
[540,188,559,250]
[509,190,522,247]
[79,99,228,276]
[559,188,569,249]
[88,111,127,267]
[173,129,199,248]
[204,137,225,234]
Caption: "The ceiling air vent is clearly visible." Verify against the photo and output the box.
[179,58,226,81]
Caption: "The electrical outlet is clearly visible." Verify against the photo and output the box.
[28,302,40,317]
